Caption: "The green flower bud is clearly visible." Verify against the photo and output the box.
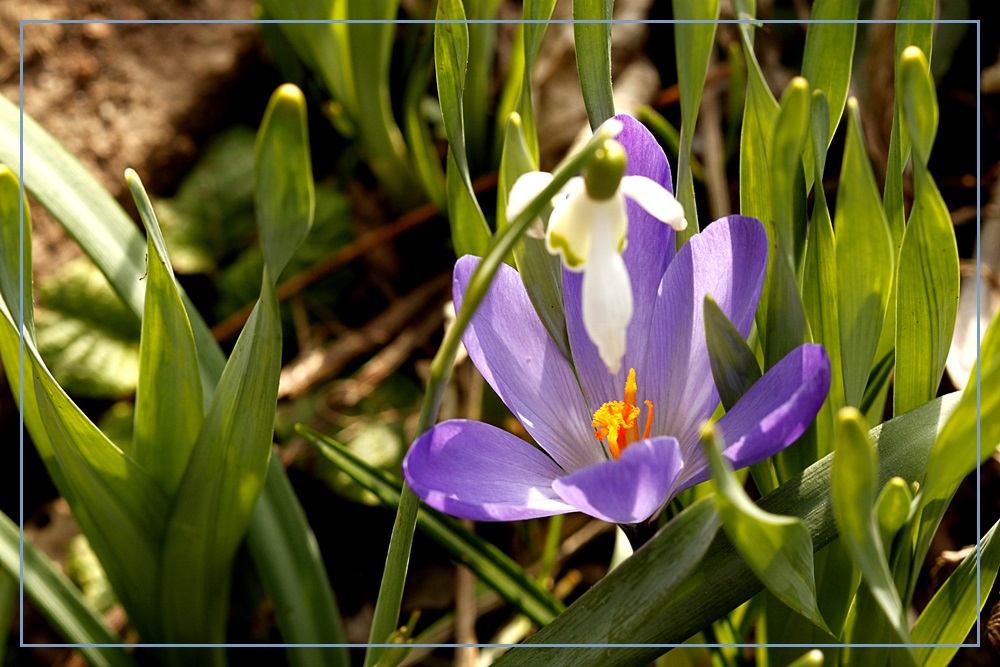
[583,140,627,200]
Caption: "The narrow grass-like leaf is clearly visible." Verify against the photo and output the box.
[246,456,350,667]
[835,100,894,408]
[518,0,558,164]
[704,295,761,411]
[800,0,860,191]
[498,113,570,360]
[702,425,829,633]
[300,425,564,626]
[574,0,615,129]
[0,166,32,337]
[672,0,721,242]
[894,48,959,417]
[436,0,490,256]
[255,84,315,281]
[0,567,11,665]
[832,408,913,649]
[495,394,958,664]
[1,512,136,666]
[874,477,912,548]
[912,520,1000,667]
[402,23,447,210]
[127,170,204,496]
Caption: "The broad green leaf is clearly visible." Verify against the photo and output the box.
[801,92,842,463]
[255,84,315,281]
[835,100,894,408]
[702,425,829,633]
[436,0,490,256]
[574,0,615,129]
[127,170,204,496]
[503,497,722,653]
[498,113,571,361]
[0,93,225,383]
[494,394,958,664]
[894,48,959,417]
[672,0,721,242]
[800,0,860,190]
[0,166,31,337]
[832,408,913,649]
[246,456,350,667]
[300,425,564,626]
[33,259,140,399]
[704,295,761,411]
[912,520,1000,667]
[1,512,137,667]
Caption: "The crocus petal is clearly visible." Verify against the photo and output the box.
[677,343,832,491]
[582,209,633,374]
[454,256,604,472]
[647,215,769,458]
[620,175,687,231]
[507,171,555,221]
[545,177,593,271]
[404,420,575,521]
[552,437,684,524]
[564,115,676,413]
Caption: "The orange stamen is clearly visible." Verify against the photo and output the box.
[591,368,656,460]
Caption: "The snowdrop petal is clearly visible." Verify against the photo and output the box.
[546,182,596,271]
[620,175,688,231]
[507,171,555,222]
[582,211,633,374]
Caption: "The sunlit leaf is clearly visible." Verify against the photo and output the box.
[704,295,761,411]
[574,0,615,129]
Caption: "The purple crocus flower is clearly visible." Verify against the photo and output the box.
[403,116,831,525]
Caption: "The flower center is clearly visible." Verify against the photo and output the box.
[591,368,655,460]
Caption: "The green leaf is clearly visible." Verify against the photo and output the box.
[893,48,959,417]
[1,512,137,667]
[835,99,894,408]
[402,26,447,210]
[831,408,913,648]
[299,426,564,626]
[574,0,615,130]
[800,0,860,190]
[771,77,810,268]
[501,497,722,653]
[158,272,282,644]
[0,166,32,338]
[518,0,558,164]
[33,259,140,399]
[464,0,503,173]
[493,394,959,665]
[874,477,912,548]
[702,425,829,633]
[127,170,204,496]
[436,0,491,256]
[246,456,350,667]
[912,520,1000,667]
[0,567,12,665]
[672,0,721,242]
[703,295,761,411]
[255,84,315,281]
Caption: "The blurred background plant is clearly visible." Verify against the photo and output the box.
[0,0,997,666]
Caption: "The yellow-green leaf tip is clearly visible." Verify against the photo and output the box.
[790,76,809,93]
[901,45,928,68]
[274,83,305,105]
[509,111,522,127]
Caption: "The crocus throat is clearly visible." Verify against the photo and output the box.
[591,368,654,460]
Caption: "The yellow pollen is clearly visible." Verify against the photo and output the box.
[592,368,655,460]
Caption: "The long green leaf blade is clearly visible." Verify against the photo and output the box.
[574,0,615,129]
[127,170,204,496]
[835,99,894,408]
[1,512,137,667]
